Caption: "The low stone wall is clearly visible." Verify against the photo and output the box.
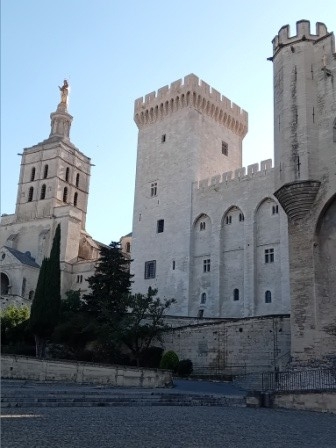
[1,355,172,388]
[273,391,336,413]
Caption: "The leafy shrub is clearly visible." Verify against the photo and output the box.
[159,350,179,372]
[177,359,193,377]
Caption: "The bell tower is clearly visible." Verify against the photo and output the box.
[15,80,91,229]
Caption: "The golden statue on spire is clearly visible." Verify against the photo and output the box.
[58,80,69,105]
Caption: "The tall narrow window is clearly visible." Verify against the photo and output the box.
[172,260,175,270]
[265,290,272,303]
[200,221,206,231]
[74,192,78,207]
[30,167,36,181]
[21,278,26,297]
[40,184,46,200]
[272,205,279,215]
[265,248,274,263]
[226,215,232,225]
[151,182,157,197]
[28,187,34,202]
[126,242,131,253]
[76,173,80,187]
[201,293,207,304]
[203,259,211,273]
[63,187,68,203]
[233,288,240,301]
[144,260,156,279]
[43,165,48,179]
[222,141,228,156]
[157,219,164,233]
[161,134,166,143]
[239,213,244,222]
[65,167,70,182]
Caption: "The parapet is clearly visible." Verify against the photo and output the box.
[193,159,273,192]
[134,74,248,137]
[272,20,330,55]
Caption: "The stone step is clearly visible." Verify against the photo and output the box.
[1,393,246,408]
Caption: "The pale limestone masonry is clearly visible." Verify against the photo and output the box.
[161,315,291,375]
[1,355,172,387]
[0,91,101,307]
[131,20,336,368]
[131,75,290,318]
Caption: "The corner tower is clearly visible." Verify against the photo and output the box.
[131,74,247,315]
[271,21,336,364]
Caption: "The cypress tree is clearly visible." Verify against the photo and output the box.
[30,224,61,358]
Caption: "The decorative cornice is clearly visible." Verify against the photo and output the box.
[274,180,321,221]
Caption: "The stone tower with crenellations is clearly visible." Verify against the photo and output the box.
[272,20,336,365]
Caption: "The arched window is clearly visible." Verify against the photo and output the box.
[73,192,78,207]
[63,187,68,203]
[40,184,46,200]
[1,273,10,295]
[30,167,36,181]
[76,173,80,187]
[65,167,70,182]
[200,292,207,304]
[28,186,34,202]
[21,278,26,297]
[28,290,34,301]
[265,290,272,303]
[43,165,49,179]
[126,242,131,253]
[233,288,240,301]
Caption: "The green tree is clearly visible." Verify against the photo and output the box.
[82,241,132,355]
[29,224,61,358]
[120,287,175,367]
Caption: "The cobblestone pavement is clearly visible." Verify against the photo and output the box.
[2,406,336,448]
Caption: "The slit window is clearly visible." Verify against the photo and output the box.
[77,275,83,283]
[28,187,34,202]
[161,134,166,143]
[233,288,240,301]
[43,165,48,179]
[172,260,175,270]
[200,221,206,231]
[201,293,207,304]
[239,213,244,222]
[63,187,68,203]
[65,167,70,182]
[74,192,78,207]
[30,167,36,181]
[40,184,46,200]
[76,173,80,187]
[126,242,131,253]
[226,215,232,225]
[144,260,156,279]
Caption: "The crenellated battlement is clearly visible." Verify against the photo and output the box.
[272,20,330,55]
[134,74,248,137]
[193,159,273,192]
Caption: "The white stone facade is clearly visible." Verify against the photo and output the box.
[131,74,290,319]
[131,20,336,369]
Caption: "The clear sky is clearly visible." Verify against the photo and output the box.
[1,0,335,245]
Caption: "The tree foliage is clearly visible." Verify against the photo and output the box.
[1,305,30,345]
[29,224,61,357]
[120,287,175,366]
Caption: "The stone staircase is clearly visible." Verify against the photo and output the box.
[1,386,246,409]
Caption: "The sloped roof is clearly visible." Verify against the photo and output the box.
[4,246,40,268]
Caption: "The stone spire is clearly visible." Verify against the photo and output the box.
[49,80,73,139]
